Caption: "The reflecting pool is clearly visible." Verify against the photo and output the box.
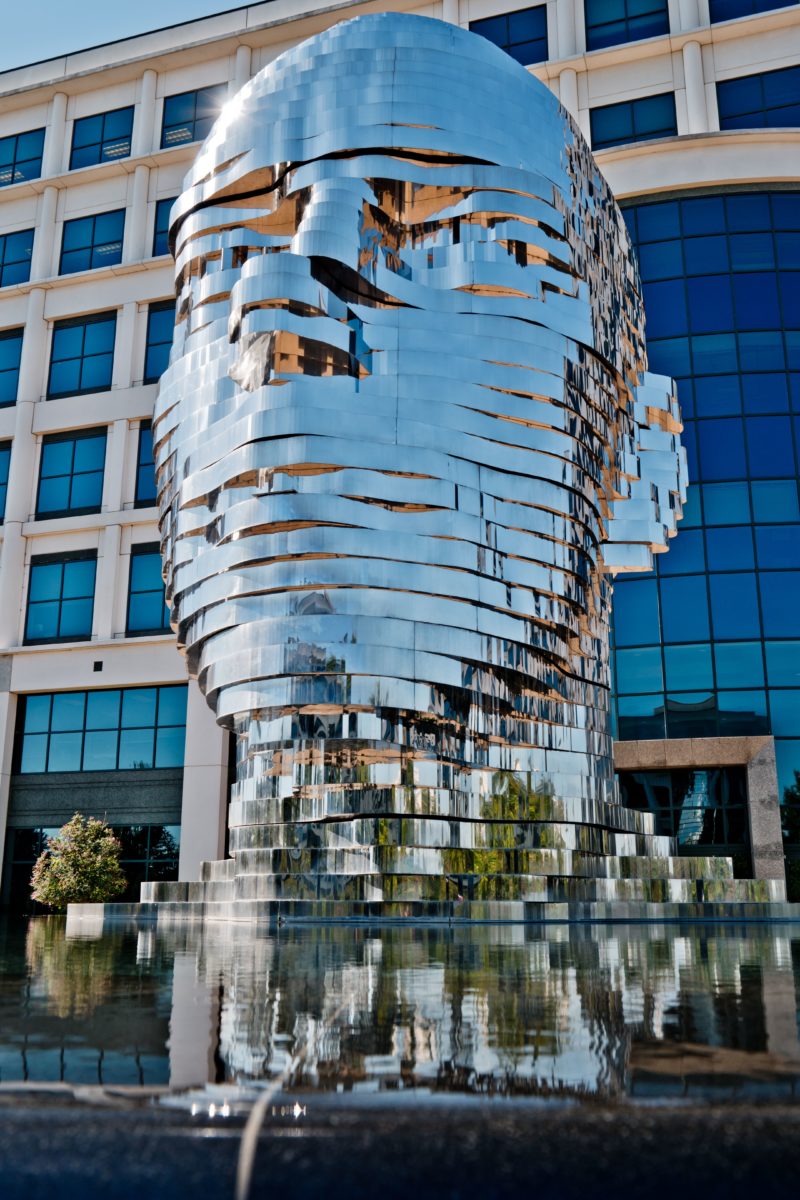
[1,919,799,1102]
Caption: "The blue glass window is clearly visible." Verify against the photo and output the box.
[765,641,800,686]
[127,544,170,636]
[718,689,769,735]
[0,228,33,288]
[617,694,666,740]
[664,644,713,690]
[469,6,548,65]
[746,415,794,477]
[584,0,669,51]
[710,0,798,19]
[612,578,660,645]
[590,93,677,150]
[751,480,800,522]
[0,128,45,188]
[25,551,96,644]
[135,420,157,507]
[47,311,116,399]
[70,107,133,170]
[0,328,23,407]
[36,428,106,518]
[144,300,175,384]
[717,66,800,130]
[161,84,226,149]
[709,573,761,638]
[706,526,754,570]
[615,647,663,693]
[769,689,800,736]
[698,419,746,480]
[0,441,11,522]
[760,572,800,636]
[756,525,800,567]
[17,684,187,773]
[153,198,176,257]
[702,483,751,525]
[666,693,717,738]
[59,209,124,275]
[660,576,710,642]
[658,528,705,574]
[715,641,764,688]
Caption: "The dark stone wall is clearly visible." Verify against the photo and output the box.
[8,769,183,828]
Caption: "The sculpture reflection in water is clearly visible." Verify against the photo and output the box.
[158,925,800,1099]
[148,13,781,914]
[4,923,800,1096]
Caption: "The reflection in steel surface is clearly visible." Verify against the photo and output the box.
[146,14,781,913]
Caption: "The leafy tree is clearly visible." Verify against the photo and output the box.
[30,813,126,910]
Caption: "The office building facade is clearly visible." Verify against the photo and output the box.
[0,0,798,906]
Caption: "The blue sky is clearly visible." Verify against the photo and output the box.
[1,0,245,71]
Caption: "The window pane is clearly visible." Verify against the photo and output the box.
[21,734,47,773]
[86,689,121,730]
[24,694,51,733]
[69,471,103,511]
[612,578,660,645]
[714,642,764,688]
[765,641,800,687]
[58,598,94,638]
[155,726,185,767]
[51,692,85,731]
[660,576,710,641]
[83,729,118,770]
[47,731,82,772]
[157,686,187,726]
[121,687,157,728]
[29,563,62,603]
[760,572,800,636]
[615,646,663,693]
[709,573,760,638]
[118,727,154,769]
[664,643,713,690]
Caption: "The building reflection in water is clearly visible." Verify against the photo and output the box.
[1,920,799,1099]
[160,924,800,1099]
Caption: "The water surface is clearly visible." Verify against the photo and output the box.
[1,918,799,1103]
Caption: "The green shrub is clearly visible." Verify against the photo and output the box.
[30,813,126,910]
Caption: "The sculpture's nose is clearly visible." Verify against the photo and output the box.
[290,177,375,275]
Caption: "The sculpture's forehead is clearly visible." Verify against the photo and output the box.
[180,14,571,202]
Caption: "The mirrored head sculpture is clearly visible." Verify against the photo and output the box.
[147,13,776,915]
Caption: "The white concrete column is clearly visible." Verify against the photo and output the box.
[132,69,158,158]
[0,679,19,903]
[0,289,46,649]
[42,91,67,177]
[556,0,577,59]
[231,44,252,95]
[93,524,121,641]
[178,680,229,880]
[169,951,218,1088]
[573,0,587,53]
[102,418,128,513]
[111,302,137,392]
[678,0,700,30]
[441,0,459,24]
[559,68,579,120]
[682,40,708,133]
[31,185,58,281]
[123,164,150,264]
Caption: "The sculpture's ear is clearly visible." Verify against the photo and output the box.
[602,372,688,576]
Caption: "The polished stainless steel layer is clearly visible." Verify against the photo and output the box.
[146,14,781,915]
